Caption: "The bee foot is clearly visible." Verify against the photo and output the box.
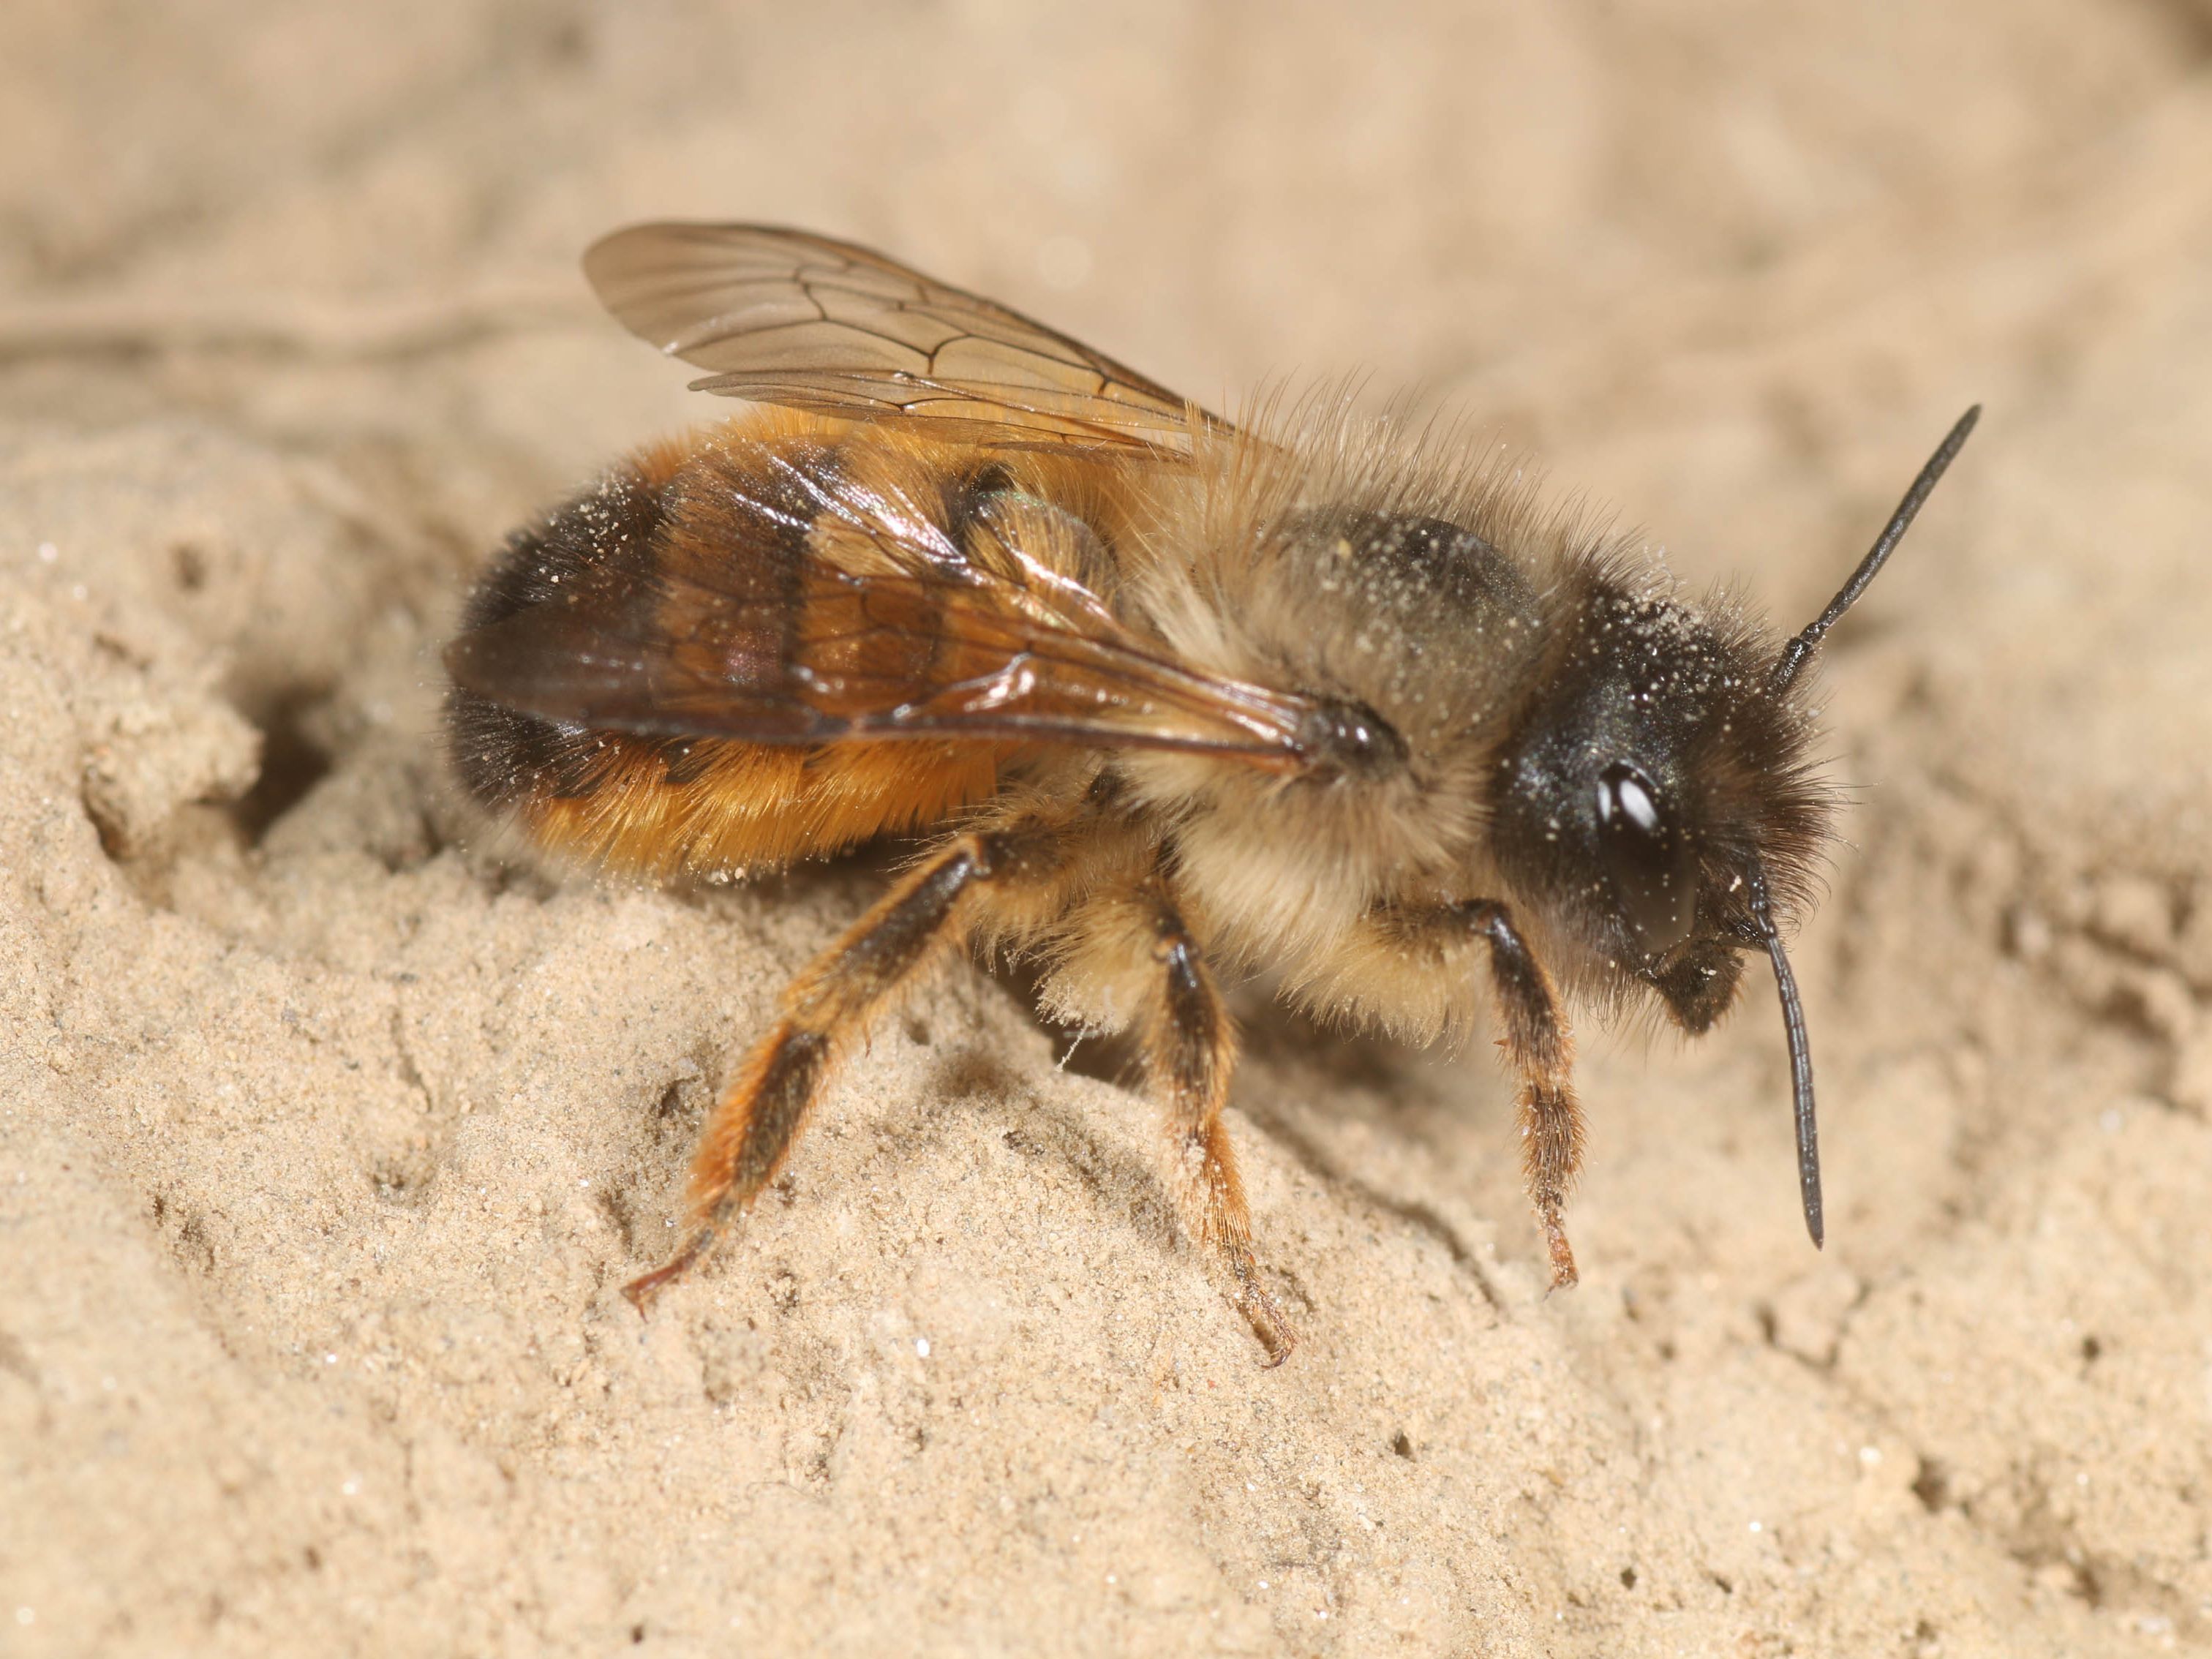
[620,1226,715,1314]
[1542,1212,1579,1293]
[1236,1279,1301,1367]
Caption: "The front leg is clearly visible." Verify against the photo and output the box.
[1453,901,1584,1290]
[1357,898,1584,1289]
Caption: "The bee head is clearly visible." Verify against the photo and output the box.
[1489,407,1980,1247]
[1486,576,1827,1016]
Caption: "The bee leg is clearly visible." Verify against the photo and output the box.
[1134,893,1298,1365]
[622,827,1035,1312]
[1459,900,1585,1291]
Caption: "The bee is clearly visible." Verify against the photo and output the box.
[445,222,1976,1361]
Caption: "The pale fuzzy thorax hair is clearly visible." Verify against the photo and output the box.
[1158,379,1595,593]
[1090,390,1835,1044]
[1104,393,1622,992]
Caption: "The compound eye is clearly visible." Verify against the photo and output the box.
[1595,761,1696,958]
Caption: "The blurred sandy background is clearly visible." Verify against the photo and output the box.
[5,2,2212,1654]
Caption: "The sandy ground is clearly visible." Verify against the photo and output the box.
[5,3,2212,1654]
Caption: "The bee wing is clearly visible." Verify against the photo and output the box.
[445,459,1318,767]
[583,222,1230,455]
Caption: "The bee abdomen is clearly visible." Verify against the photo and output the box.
[443,424,1009,878]
[445,455,677,813]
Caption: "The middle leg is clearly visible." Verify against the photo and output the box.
[1123,888,1298,1363]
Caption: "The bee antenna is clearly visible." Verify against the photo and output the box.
[1768,405,1981,695]
[1742,855,1823,1249]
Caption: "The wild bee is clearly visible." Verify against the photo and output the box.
[445,222,1976,1361]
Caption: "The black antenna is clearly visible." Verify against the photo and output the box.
[1769,405,1981,696]
[1742,856,1822,1248]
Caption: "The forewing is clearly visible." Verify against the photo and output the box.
[583,222,1228,454]
[445,454,1317,767]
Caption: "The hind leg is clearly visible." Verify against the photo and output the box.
[624,823,1058,1310]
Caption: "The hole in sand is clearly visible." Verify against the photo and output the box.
[370,1154,435,1208]
[170,541,208,592]
[1911,1457,1949,1512]
[655,1075,695,1123]
[230,694,332,843]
